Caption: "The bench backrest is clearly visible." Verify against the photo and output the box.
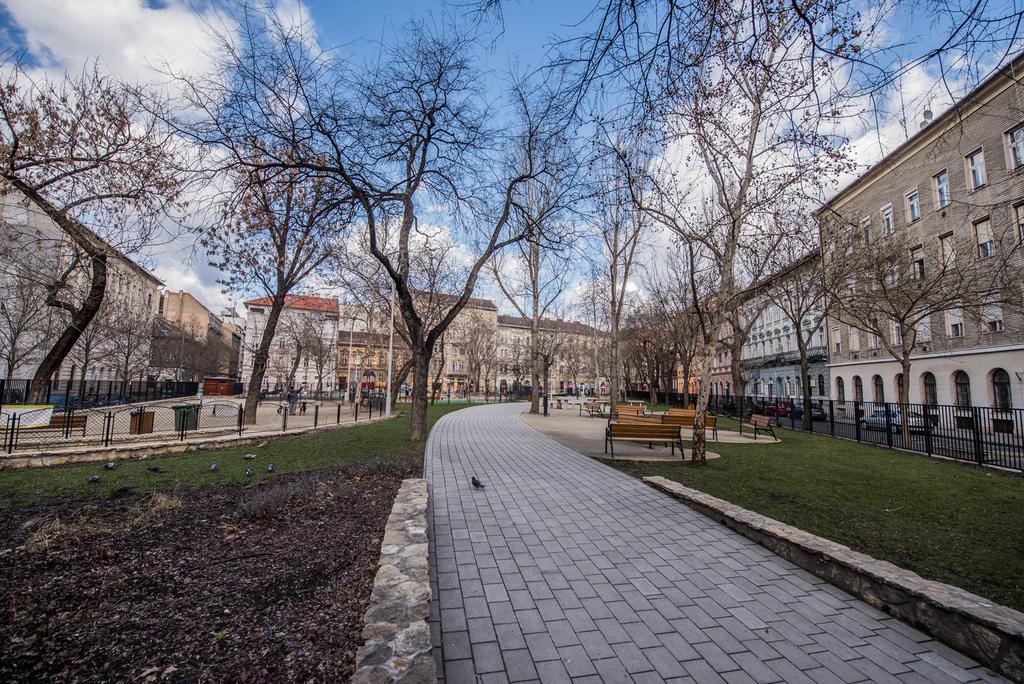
[608,423,680,439]
[662,414,716,428]
[615,405,645,416]
[613,414,660,424]
[48,414,86,427]
[666,408,697,417]
[751,414,771,427]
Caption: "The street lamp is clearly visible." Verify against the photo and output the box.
[385,279,396,417]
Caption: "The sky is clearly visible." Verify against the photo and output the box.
[1,0,1018,318]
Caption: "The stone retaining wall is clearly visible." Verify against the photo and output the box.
[352,478,433,683]
[644,476,1024,682]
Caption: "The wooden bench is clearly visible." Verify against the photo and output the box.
[660,413,718,440]
[746,414,776,440]
[605,422,683,458]
[611,413,660,425]
[579,401,605,418]
[666,408,696,417]
[611,405,645,418]
[0,413,87,437]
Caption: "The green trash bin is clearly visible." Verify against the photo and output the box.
[172,404,199,431]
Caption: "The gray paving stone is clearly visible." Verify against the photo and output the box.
[425,404,1006,684]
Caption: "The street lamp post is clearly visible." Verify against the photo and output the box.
[347,308,356,404]
[385,279,396,417]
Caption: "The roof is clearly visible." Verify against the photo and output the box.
[243,294,339,314]
[497,315,598,335]
[822,52,1024,211]
[410,290,498,311]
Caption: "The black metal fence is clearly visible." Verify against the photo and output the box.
[0,378,199,411]
[628,391,1024,472]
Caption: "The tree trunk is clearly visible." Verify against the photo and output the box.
[243,295,286,424]
[799,342,812,431]
[409,349,432,442]
[648,360,658,407]
[899,356,912,446]
[390,356,414,407]
[29,254,108,403]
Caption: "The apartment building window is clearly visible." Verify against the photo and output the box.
[911,246,925,280]
[832,328,841,353]
[947,306,964,338]
[939,232,955,266]
[1015,203,1024,242]
[933,170,950,208]
[849,329,860,352]
[955,371,972,407]
[993,369,1013,410]
[846,277,856,296]
[868,331,879,350]
[917,314,931,342]
[1007,125,1024,169]
[891,320,902,345]
[974,217,994,257]
[854,376,864,403]
[904,189,921,222]
[452,361,464,372]
[836,377,846,402]
[888,256,899,285]
[881,204,894,234]
[860,216,872,242]
[922,372,938,405]
[984,295,1004,332]
[966,149,987,189]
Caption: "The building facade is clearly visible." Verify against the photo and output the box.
[821,56,1024,409]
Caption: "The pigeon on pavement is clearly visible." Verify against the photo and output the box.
[471,476,485,489]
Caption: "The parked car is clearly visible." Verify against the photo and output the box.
[761,402,790,418]
[859,407,926,432]
[790,402,827,421]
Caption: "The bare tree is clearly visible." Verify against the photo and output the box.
[106,295,154,382]
[0,275,57,380]
[461,310,497,394]
[0,63,188,402]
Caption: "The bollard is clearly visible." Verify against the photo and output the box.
[337,402,341,424]
[314,404,319,428]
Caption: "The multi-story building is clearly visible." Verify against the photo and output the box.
[152,291,241,379]
[495,315,602,394]
[820,55,1024,409]
[0,193,162,383]
[240,295,340,393]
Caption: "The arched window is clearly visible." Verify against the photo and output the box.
[922,373,937,406]
[836,377,846,403]
[954,371,972,407]
[872,375,885,404]
[818,374,826,397]
[853,376,863,403]
[895,373,904,402]
[992,369,1012,410]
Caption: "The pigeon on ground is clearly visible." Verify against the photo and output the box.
[88,475,101,483]
[146,465,167,473]
[138,453,150,460]
[103,462,118,470]
[197,443,210,451]
[256,441,268,448]
[210,463,218,472]
[471,476,485,489]
[243,453,256,460]
[266,463,274,472]
[245,467,253,476]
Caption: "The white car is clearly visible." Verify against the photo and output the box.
[859,407,926,432]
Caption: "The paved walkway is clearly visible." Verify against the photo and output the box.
[425,403,1004,683]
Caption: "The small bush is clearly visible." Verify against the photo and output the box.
[238,475,316,521]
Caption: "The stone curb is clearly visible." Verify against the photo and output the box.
[643,475,1024,682]
[352,478,433,683]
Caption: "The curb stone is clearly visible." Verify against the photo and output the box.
[352,478,433,683]
[644,475,1024,682]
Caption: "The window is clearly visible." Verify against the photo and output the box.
[974,217,994,258]
[881,204,894,234]
[940,233,955,266]
[849,328,860,352]
[933,170,950,208]
[896,373,905,400]
[888,257,899,286]
[836,377,846,403]
[846,277,856,296]
[832,328,842,353]
[853,376,864,403]
[992,369,1012,410]
[860,216,872,242]
[1016,203,1024,243]
[917,314,931,343]
[966,149,987,189]
[872,375,885,403]
[1007,125,1024,169]
[891,320,902,345]
[868,331,879,349]
[984,295,1003,332]
[911,246,925,280]
[818,374,825,397]
[947,306,964,337]
[904,189,921,222]
[954,371,972,407]
[922,372,938,406]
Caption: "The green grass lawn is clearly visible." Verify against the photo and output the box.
[0,403,468,508]
[608,425,1024,613]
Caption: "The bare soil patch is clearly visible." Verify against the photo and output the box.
[0,455,420,683]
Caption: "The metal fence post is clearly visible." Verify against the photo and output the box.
[354,403,359,422]
[104,412,114,447]
[282,407,288,432]
[828,399,835,436]
[336,403,341,424]
[971,407,984,464]
[314,404,319,428]
[237,405,244,437]
[884,403,894,448]
[923,404,933,456]
[854,401,862,442]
